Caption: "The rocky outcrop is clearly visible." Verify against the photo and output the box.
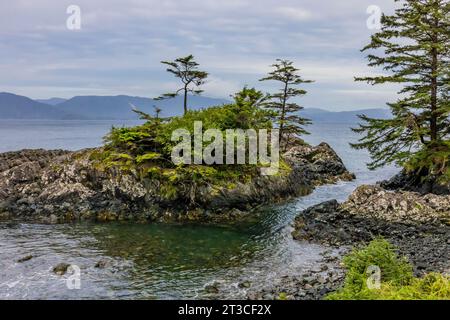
[284,142,355,185]
[341,185,450,224]
[380,170,450,196]
[292,185,450,276]
[0,143,353,223]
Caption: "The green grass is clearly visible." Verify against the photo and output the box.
[326,238,450,300]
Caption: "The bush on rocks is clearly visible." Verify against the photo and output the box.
[327,239,450,300]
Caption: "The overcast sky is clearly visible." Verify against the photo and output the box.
[0,0,402,111]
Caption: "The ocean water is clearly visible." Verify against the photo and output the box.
[0,120,398,299]
[0,120,144,153]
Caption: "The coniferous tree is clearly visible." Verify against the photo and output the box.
[260,59,313,149]
[153,105,162,120]
[157,55,208,115]
[352,0,450,181]
[228,86,273,129]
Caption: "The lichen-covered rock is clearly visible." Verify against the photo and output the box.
[284,142,355,184]
[0,143,353,223]
[341,185,450,225]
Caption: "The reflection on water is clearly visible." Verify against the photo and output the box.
[0,122,399,299]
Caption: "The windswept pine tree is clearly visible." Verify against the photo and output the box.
[260,59,313,149]
[352,0,450,182]
[156,55,208,115]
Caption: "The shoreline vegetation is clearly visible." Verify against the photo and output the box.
[2,0,449,300]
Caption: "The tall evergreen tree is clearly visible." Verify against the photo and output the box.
[352,0,450,181]
[157,55,208,115]
[260,59,313,149]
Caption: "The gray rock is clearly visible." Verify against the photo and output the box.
[238,281,251,289]
[17,255,33,263]
[53,263,71,275]
[204,283,220,294]
[95,259,111,269]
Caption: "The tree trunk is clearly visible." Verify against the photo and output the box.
[430,27,438,144]
[183,86,188,115]
[279,81,288,147]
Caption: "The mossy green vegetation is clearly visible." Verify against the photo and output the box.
[327,239,450,300]
[90,87,295,203]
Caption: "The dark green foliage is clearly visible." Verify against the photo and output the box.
[327,239,450,300]
[226,86,275,129]
[156,54,208,115]
[260,59,313,149]
[352,0,450,182]
[95,88,289,204]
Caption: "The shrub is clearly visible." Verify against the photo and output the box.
[92,88,290,203]
[327,238,450,300]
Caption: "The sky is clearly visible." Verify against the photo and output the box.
[0,0,403,111]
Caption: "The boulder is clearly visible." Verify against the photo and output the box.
[53,263,71,275]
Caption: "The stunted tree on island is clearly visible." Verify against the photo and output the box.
[260,59,313,150]
[352,0,450,182]
[156,55,208,115]
[227,86,273,129]
[153,105,162,120]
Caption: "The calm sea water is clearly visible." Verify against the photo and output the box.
[0,120,398,299]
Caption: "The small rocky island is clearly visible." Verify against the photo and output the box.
[0,142,353,224]
[0,85,358,224]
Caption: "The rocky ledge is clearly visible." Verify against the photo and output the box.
[380,171,450,196]
[292,185,450,275]
[0,143,353,223]
[250,184,449,300]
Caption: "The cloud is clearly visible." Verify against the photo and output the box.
[276,6,313,21]
[202,76,242,98]
[0,0,400,110]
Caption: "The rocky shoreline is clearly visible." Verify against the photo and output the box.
[247,183,449,300]
[3,145,447,300]
[0,143,354,223]
[246,248,348,300]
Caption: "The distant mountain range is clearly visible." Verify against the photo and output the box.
[300,108,392,123]
[0,92,391,122]
[0,93,78,120]
[0,92,228,120]
[36,97,68,105]
[56,95,228,119]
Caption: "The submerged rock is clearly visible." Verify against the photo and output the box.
[238,281,251,289]
[246,251,347,300]
[204,282,220,294]
[95,259,111,269]
[0,143,353,223]
[53,263,71,275]
[17,255,33,263]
